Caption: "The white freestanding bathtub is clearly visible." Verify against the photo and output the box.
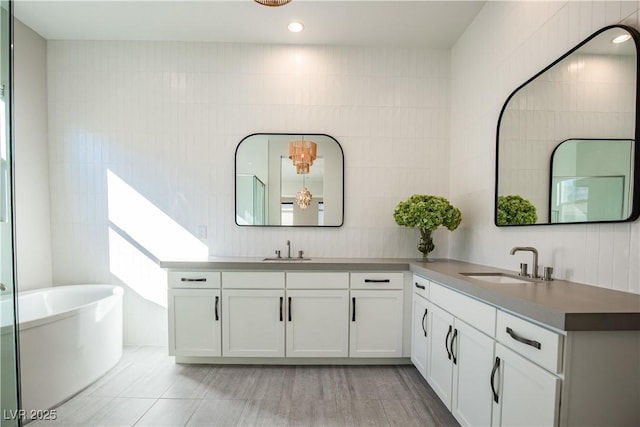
[14,285,123,415]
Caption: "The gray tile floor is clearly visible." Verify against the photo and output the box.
[30,346,459,427]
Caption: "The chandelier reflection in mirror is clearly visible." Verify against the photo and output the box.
[295,176,313,210]
[289,137,317,209]
[288,137,317,174]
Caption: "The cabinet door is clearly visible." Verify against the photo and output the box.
[349,290,403,357]
[286,290,349,357]
[426,302,455,409]
[411,293,430,378]
[452,319,495,427]
[492,344,560,427]
[168,289,221,357]
[222,289,285,357]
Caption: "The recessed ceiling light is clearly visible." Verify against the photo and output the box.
[288,22,304,33]
[612,34,631,44]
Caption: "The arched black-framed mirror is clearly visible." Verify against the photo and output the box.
[495,25,640,226]
[235,133,344,227]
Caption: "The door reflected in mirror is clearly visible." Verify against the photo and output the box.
[235,133,344,227]
[496,25,640,225]
[550,139,634,223]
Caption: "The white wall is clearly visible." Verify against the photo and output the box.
[14,19,52,291]
[449,1,640,295]
[46,42,451,344]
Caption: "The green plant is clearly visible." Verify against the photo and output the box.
[497,195,537,225]
[393,195,462,258]
[393,194,462,231]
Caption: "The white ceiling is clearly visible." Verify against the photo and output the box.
[14,0,485,48]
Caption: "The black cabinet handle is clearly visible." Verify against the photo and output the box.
[506,327,542,350]
[365,279,390,283]
[415,282,426,290]
[450,328,458,365]
[491,356,500,403]
[445,325,452,360]
[279,297,283,322]
[421,308,428,337]
[288,297,292,322]
[214,296,219,321]
[181,278,206,282]
[352,297,356,322]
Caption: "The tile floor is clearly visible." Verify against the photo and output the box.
[29,346,458,427]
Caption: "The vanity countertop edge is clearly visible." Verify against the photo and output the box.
[160,257,640,332]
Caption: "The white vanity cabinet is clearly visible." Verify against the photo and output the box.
[411,276,430,377]
[285,272,350,358]
[349,272,404,358]
[412,272,640,427]
[222,289,286,357]
[415,276,496,427]
[452,318,496,426]
[411,276,565,427]
[168,271,222,357]
[221,272,285,357]
[425,302,456,406]
[491,344,560,427]
[491,310,562,427]
[426,304,496,427]
[168,269,407,361]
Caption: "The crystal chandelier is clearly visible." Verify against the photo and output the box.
[294,174,312,209]
[288,137,317,174]
[254,0,292,7]
[295,188,312,210]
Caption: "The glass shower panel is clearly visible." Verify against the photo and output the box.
[0,1,19,426]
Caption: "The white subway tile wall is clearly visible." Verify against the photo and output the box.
[449,1,640,295]
[47,43,451,344]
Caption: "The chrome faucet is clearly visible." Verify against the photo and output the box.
[510,247,539,278]
[286,240,291,259]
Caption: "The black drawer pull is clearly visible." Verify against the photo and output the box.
[365,279,391,283]
[445,325,452,360]
[288,297,292,322]
[414,282,426,290]
[506,327,542,350]
[421,308,428,337]
[214,296,219,321]
[450,328,458,365]
[352,297,356,322]
[279,297,283,322]
[491,356,500,403]
[181,278,206,282]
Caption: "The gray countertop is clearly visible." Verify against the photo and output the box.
[160,257,415,271]
[160,257,640,332]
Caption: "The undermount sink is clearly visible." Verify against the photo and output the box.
[460,272,532,284]
[262,257,311,261]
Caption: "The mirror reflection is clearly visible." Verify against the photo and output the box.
[550,139,634,223]
[235,134,344,226]
[496,25,639,225]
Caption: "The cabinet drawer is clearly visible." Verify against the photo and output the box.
[168,271,221,289]
[350,272,404,289]
[412,274,429,298]
[222,271,285,289]
[496,310,563,374]
[287,272,349,289]
[429,282,496,336]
